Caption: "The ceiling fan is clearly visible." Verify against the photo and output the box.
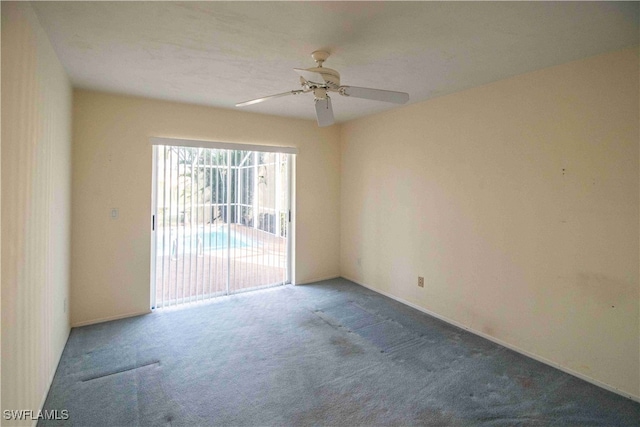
[235,51,410,127]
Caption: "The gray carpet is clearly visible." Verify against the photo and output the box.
[40,278,640,426]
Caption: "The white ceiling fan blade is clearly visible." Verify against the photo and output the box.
[315,96,334,127]
[340,86,409,104]
[294,68,326,85]
[236,90,303,107]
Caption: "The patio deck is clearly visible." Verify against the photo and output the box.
[153,223,287,307]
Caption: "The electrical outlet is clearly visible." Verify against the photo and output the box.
[418,277,424,288]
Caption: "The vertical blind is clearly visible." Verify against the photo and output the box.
[151,142,292,308]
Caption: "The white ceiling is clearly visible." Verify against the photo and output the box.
[32,1,639,124]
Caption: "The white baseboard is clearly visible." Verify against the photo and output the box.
[342,275,640,403]
[71,309,152,328]
[295,274,341,286]
[35,326,72,426]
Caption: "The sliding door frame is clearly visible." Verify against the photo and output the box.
[149,137,297,309]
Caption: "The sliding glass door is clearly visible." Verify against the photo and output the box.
[151,143,292,308]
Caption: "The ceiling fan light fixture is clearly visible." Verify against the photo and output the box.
[313,88,328,100]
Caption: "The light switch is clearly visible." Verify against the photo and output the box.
[110,208,119,219]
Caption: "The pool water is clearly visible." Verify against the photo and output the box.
[156,226,249,256]
[200,229,247,250]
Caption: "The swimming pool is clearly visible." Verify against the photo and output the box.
[156,226,249,256]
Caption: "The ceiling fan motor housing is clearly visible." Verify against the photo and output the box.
[306,67,340,88]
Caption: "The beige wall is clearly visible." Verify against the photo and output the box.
[71,91,341,326]
[1,2,72,423]
[340,48,639,398]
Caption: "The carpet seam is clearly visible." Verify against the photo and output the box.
[81,360,160,382]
